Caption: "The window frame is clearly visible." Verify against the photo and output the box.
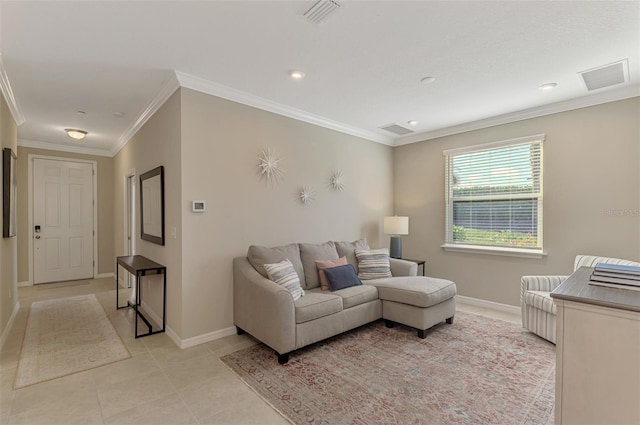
[442,134,545,259]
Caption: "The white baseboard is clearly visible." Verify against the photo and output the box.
[18,281,31,287]
[455,295,520,315]
[139,300,236,349]
[176,326,238,349]
[0,301,20,350]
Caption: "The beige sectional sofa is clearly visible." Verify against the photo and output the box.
[233,240,457,363]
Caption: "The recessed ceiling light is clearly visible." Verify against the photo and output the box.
[288,70,305,80]
[420,76,436,84]
[112,112,125,118]
[407,120,418,126]
[65,128,88,141]
[76,110,86,115]
[539,82,558,91]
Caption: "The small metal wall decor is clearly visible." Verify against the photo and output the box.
[298,185,316,206]
[257,148,285,186]
[329,169,345,191]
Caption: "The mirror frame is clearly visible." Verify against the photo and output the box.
[3,148,17,238]
[139,165,165,245]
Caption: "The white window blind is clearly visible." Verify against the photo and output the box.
[444,135,544,252]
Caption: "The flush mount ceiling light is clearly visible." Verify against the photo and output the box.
[288,70,305,80]
[539,82,558,91]
[65,128,88,140]
[420,76,436,84]
[407,120,418,126]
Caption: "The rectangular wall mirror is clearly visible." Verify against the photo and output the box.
[140,165,165,245]
[3,148,17,238]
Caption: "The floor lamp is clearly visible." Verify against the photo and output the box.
[384,216,409,259]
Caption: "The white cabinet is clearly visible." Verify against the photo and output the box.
[552,267,640,425]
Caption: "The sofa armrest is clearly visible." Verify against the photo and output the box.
[389,258,418,277]
[520,274,567,330]
[233,257,296,355]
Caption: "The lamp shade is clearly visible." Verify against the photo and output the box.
[384,216,409,235]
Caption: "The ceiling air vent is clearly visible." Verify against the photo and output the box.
[579,59,629,91]
[303,0,341,24]
[379,123,414,136]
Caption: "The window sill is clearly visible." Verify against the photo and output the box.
[441,243,547,259]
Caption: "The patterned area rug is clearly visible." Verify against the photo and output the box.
[221,311,555,425]
[14,294,130,389]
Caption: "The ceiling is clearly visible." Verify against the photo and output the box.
[1,1,639,156]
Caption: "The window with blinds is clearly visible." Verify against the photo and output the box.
[444,135,544,253]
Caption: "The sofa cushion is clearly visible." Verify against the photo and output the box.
[331,284,378,309]
[263,259,305,301]
[294,292,343,324]
[315,256,348,291]
[356,248,392,280]
[524,290,556,315]
[299,242,339,290]
[324,264,362,291]
[335,239,370,272]
[247,243,305,287]
[368,276,456,308]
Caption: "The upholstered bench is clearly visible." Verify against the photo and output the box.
[366,276,457,338]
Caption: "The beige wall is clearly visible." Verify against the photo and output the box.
[0,91,18,341]
[113,89,183,337]
[16,147,114,283]
[179,88,394,339]
[394,97,640,306]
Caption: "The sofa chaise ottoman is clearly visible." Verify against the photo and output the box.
[233,239,457,363]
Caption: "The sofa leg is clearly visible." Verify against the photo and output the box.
[236,326,246,335]
[385,320,395,328]
[277,353,290,364]
[446,316,454,325]
[417,329,427,339]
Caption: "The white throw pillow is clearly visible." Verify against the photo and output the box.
[263,259,305,300]
[355,248,392,280]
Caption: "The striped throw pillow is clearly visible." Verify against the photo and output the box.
[355,248,392,280]
[263,259,305,301]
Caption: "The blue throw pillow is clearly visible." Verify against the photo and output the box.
[323,264,362,291]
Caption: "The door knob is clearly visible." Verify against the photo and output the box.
[35,235,41,239]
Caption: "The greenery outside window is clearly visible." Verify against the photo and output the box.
[443,135,544,257]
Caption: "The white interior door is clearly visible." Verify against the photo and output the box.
[33,158,94,284]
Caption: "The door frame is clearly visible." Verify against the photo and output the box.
[122,169,136,288]
[27,154,98,285]
[124,168,136,256]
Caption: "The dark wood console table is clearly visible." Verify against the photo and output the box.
[116,255,166,338]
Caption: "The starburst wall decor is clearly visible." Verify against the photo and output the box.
[257,148,285,185]
[329,170,345,191]
[298,185,316,206]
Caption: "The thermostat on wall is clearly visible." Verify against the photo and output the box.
[192,200,206,212]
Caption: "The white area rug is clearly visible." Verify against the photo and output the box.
[14,294,130,389]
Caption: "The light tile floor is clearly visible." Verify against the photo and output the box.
[0,278,521,425]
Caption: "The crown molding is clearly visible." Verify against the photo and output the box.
[394,84,640,146]
[175,71,394,146]
[18,138,113,157]
[111,74,181,157]
[0,55,26,126]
